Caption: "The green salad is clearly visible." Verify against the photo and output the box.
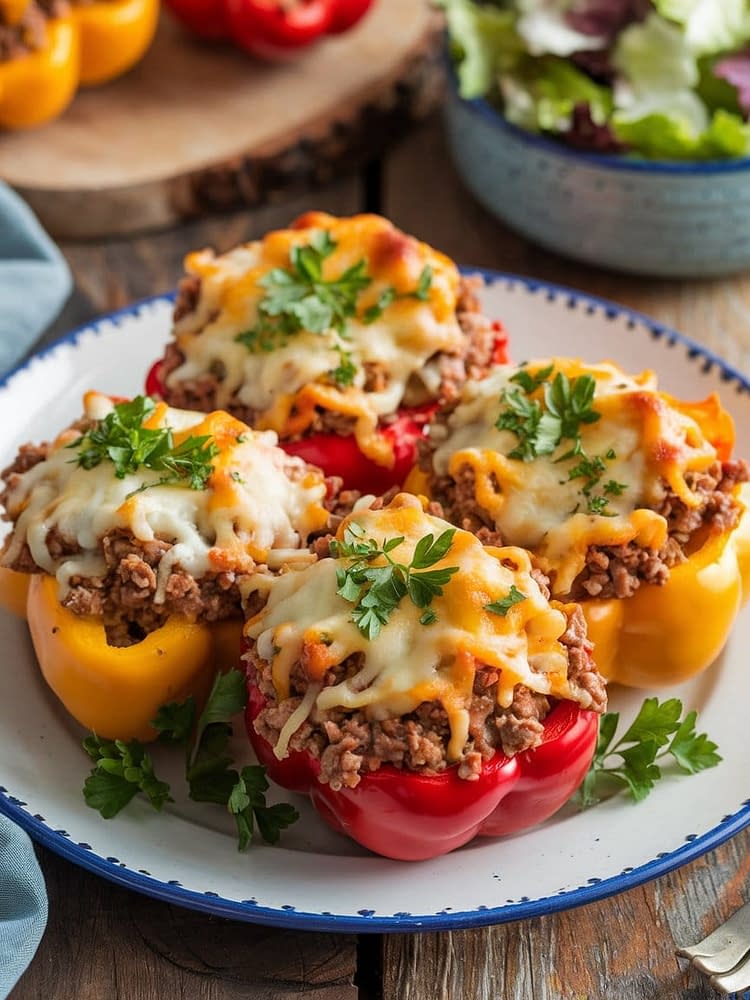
[442,0,750,160]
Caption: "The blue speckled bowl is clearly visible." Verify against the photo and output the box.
[444,72,750,278]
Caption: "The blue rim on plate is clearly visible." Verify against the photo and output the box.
[1,270,749,933]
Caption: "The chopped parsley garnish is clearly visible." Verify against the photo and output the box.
[485,584,527,616]
[496,367,628,515]
[330,522,459,640]
[577,697,721,808]
[362,265,434,323]
[83,669,299,849]
[329,345,357,387]
[71,395,218,491]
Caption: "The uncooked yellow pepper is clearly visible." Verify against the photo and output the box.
[25,574,241,741]
[0,0,158,129]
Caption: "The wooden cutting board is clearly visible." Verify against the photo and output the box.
[0,0,443,239]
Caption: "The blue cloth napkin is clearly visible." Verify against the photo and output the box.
[0,181,72,377]
[0,183,65,994]
[0,814,47,998]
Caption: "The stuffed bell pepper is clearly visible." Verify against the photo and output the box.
[408,358,750,688]
[146,212,508,494]
[0,390,349,740]
[0,0,158,129]
[243,492,606,861]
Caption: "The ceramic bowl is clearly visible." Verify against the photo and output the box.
[444,72,750,278]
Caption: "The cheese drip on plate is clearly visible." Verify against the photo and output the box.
[2,391,329,601]
[243,493,597,763]
[169,212,465,465]
[429,358,727,594]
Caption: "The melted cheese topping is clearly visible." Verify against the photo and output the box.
[430,358,724,594]
[243,493,597,763]
[168,212,464,465]
[2,392,329,601]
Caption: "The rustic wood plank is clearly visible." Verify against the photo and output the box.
[0,0,442,239]
[382,832,750,1000]
[10,848,357,1000]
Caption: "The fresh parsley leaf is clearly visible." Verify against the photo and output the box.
[509,362,555,395]
[229,766,300,849]
[236,230,371,354]
[329,346,357,387]
[576,698,721,808]
[413,265,433,301]
[82,735,172,819]
[485,584,527,616]
[70,396,218,492]
[82,669,299,849]
[332,526,459,639]
[362,266,433,323]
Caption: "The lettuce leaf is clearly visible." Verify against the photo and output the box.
[439,0,523,99]
[501,56,613,132]
[613,106,750,159]
[652,0,750,56]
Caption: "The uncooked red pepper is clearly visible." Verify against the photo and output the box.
[0,0,158,129]
[24,573,241,742]
[163,0,375,57]
[245,678,598,861]
[145,320,508,495]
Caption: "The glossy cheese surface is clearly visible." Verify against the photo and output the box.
[243,494,596,762]
[2,392,329,601]
[168,213,465,464]
[430,358,726,594]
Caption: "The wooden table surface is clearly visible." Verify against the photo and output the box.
[9,115,750,1000]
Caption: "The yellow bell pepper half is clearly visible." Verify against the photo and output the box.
[26,574,241,742]
[584,495,750,688]
[0,0,157,129]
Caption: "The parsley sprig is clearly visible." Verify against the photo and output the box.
[362,265,433,323]
[83,670,299,849]
[496,367,628,515]
[577,697,721,808]
[485,584,527,616]
[235,231,434,387]
[330,522,459,640]
[71,396,218,492]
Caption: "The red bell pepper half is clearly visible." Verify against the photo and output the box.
[246,676,599,861]
[163,0,375,56]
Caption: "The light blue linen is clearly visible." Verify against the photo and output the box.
[0,182,66,995]
[0,181,72,376]
[0,814,47,998]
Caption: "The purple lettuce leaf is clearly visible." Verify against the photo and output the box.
[558,102,628,152]
[566,0,652,40]
[714,51,750,116]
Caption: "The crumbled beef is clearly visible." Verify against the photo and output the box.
[427,458,750,601]
[247,601,603,790]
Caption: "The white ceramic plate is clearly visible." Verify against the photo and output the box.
[1,273,749,933]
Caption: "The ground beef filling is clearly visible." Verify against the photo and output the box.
[157,275,500,433]
[248,604,604,791]
[0,437,356,647]
[425,458,749,601]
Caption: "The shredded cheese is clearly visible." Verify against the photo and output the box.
[243,494,597,764]
[2,392,330,601]
[430,359,724,595]
[168,213,465,465]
